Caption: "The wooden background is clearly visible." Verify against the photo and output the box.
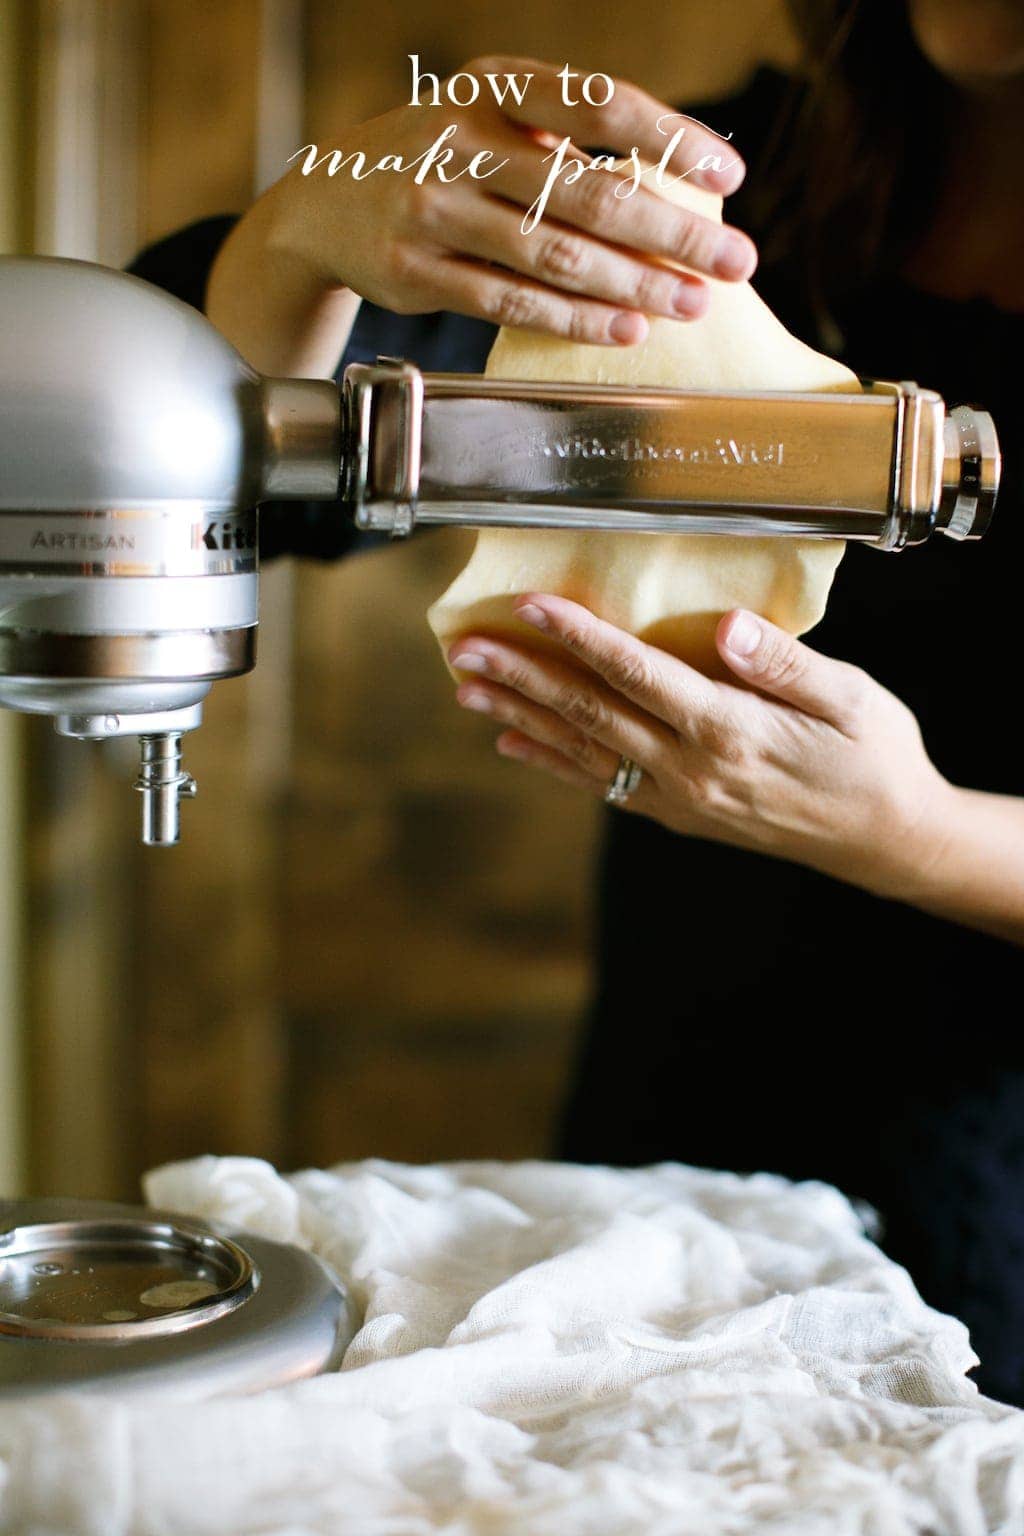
[18,0,795,1197]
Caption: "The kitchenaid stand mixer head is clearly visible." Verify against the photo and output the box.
[0,258,339,843]
[0,257,1001,845]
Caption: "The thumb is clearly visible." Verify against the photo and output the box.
[716,609,865,728]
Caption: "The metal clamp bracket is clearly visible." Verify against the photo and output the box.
[345,358,423,538]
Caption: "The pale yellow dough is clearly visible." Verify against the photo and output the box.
[428,173,860,678]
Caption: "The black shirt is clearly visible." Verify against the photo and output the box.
[130,68,1024,1403]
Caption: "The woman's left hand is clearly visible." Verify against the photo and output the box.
[448,595,955,900]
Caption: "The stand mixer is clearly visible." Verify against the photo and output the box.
[0,256,1001,845]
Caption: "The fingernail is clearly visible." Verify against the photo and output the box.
[702,156,745,195]
[450,651,489,673]
[712,231,755,281]
[610,311,645,344]
[725,611,761,656]
[458,688,493,714]
[672,278,709,317]
[497,736,526,759]
[515,603,549,631]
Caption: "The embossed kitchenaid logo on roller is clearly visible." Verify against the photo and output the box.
[287,57,739,233]
[541,436,786,465]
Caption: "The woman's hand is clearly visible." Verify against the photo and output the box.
[209,56,756,374]
[275,56,755,343]
[447,595,954,901]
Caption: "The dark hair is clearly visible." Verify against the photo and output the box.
[751,0,953,330]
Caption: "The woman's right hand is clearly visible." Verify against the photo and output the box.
[266,56,755,346]
[208,56,757,376]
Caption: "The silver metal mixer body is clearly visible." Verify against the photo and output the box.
[0,257,337,843]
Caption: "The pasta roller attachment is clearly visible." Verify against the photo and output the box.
[342,360,1000,548]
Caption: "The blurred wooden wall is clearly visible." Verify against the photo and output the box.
[0,0,29,1197]
[25,0,795,1195]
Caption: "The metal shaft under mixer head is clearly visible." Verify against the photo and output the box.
[57,708,201,846]
[0,258,1002,844]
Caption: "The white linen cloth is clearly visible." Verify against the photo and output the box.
[1,1156,1022,1535]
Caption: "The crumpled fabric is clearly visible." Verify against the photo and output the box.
[1,1156,1022,1535]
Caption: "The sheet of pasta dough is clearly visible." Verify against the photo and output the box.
[428,173,860,678]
